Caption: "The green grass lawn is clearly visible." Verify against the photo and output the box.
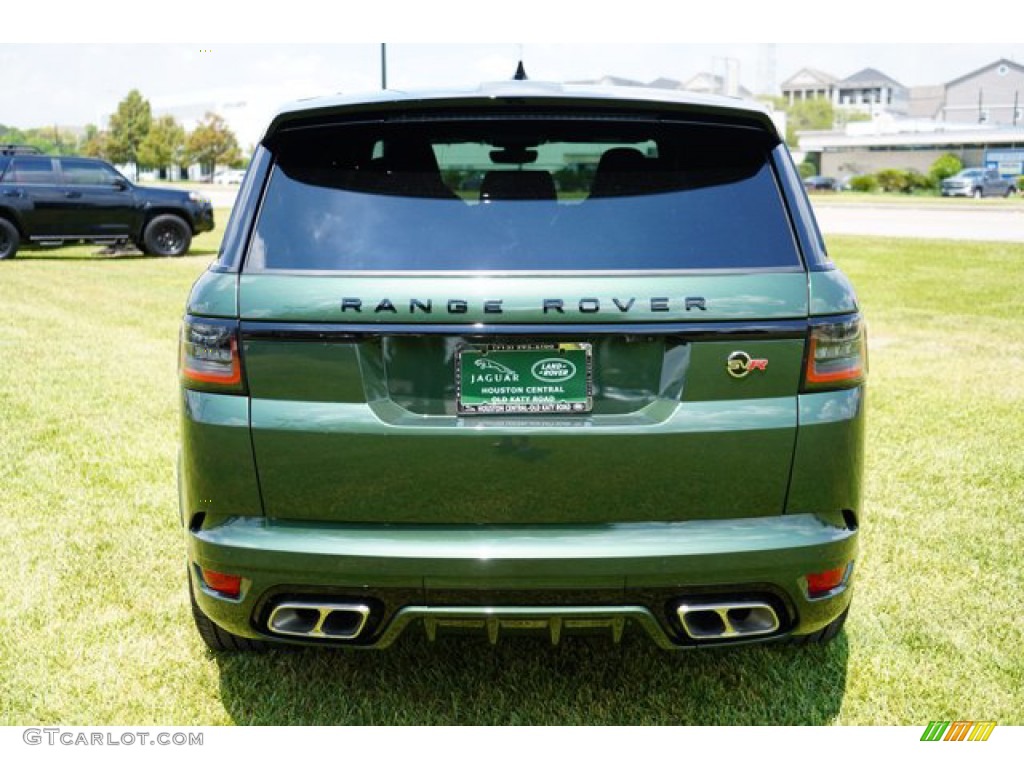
[808,190,1024,208]
[0,222,1021,725]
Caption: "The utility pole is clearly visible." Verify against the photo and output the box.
[712,57,740,97]
[381,44,388,90]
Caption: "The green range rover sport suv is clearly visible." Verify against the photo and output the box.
[179,81,866,651]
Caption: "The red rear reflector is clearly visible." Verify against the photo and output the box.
[201,568,242,598]
[806,566,847,597]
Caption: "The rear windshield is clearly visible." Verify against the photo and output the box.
[248,116,798,272]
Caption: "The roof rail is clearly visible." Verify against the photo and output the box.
[0,144,44,156]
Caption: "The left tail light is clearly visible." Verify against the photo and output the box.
[180,316,246,393]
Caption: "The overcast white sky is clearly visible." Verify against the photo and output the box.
[3,2,1021,143]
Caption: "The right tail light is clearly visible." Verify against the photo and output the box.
[802,314,867,391]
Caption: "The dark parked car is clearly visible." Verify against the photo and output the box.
[803,175,837,191]
[0,149,214,259]
[181,82,865,652]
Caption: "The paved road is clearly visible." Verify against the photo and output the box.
[199,185,240,209]
[151,181,239,209]
[812,202,1024,243]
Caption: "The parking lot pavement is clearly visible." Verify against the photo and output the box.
[149,181,238,209]
[813,202,1024,243]
[194,183,239,209]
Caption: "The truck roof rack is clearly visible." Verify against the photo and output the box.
[0,144,44,156]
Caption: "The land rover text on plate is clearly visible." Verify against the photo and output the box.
[180,81,866,651]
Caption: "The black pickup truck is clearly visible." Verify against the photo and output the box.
[0,146,214,259]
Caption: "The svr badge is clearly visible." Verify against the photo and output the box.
[726,351,769,379]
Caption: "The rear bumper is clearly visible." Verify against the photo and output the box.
[188,513,857,648]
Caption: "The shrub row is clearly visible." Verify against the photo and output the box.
[850,168,935,194]
[847,154,967,195]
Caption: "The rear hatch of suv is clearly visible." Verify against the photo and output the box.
[234,101,810,526]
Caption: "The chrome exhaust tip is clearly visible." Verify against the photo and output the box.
[267,602,371,640]
[676,601,780,640]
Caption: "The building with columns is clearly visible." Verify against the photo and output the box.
[780,68,838,105]
[781,67,907,116]
[835,68,908,115]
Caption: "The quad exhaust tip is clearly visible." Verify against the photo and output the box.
[264,602,781,647]
[676,601,780,640]
[267,602,371,640]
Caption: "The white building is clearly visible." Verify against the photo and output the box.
[781,67,908,117]
[799,116,1024,177]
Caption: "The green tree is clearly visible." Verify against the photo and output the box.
[138,115,186,174]
[107,90,152,174]
[929,153,962,184]
[0,125,35,151]
[797,161,817,178]
[785,97,835,146]
[80,124,111,159]
[835,110,872,127]
[185,112,241,175]
[0,125,80,155]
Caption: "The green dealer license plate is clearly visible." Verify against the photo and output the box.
[456,343,593,415]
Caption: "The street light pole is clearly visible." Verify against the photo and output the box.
[381,44,387,90]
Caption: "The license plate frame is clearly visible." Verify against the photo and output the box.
[456,342,593,415]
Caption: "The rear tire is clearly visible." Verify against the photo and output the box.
[786,606,849,646]
[142,214,192,257]
[190,575,269,652]
[0,218,19,260]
